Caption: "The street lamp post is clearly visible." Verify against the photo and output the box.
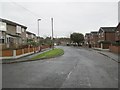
[37,19,41,37]
[51,18,54,49]
[37,19,41,52]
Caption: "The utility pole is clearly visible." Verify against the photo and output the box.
[51,18,54,49]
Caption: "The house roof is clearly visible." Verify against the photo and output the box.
[90,31,98,35]
[85,33,90,37]
[26,31,36,36]
[85,33,90,35]
[99,27,116,33]
[0,18,27,29]
[115,23,120,31]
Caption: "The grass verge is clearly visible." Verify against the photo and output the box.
[31,48,64,60]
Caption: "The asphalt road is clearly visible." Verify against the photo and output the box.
[2,46,118,88]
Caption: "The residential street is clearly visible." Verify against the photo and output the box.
[2,46,118,88]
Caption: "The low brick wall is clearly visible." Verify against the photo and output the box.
[2,50,13,57]
[109,45,120,54]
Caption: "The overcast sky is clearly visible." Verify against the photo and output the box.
[0,0,119,38]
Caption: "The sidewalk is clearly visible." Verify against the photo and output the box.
[2,48,52,64]
[93,48,119,63]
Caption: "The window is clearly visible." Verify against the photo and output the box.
[9,37,14,43]
[116,31,120,36]
[22,28,25,32]
[0,35,5,44]
[26,34,28,37]
[7,38,9,43]
[0,22,6,31]
[31,34,35,38]
[0,39,5,43]
[102,32,104,37]
[16,26,22,33]
[6,37,12,44]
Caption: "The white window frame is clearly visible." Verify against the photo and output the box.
[0,22,6,31]
[22,28,25,32]
[16,25,22,33]
[26,33,28,38]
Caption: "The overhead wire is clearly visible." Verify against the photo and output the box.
[10,1,40,19]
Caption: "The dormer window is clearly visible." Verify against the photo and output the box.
[26,34,28,38]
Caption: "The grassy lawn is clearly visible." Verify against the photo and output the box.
[31,48,64,60]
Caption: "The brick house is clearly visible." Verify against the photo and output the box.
[90,31,98,48]
[115,23,120,43]
[0,18,27,49]
[109,23,120,54]
[84,33,90,47]
[98,27,116,49]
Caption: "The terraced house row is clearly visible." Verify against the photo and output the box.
[0,18,40,49]
[85,23,120,54]
[0,18,49,59]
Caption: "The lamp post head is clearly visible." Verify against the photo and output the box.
[38,19,41,21]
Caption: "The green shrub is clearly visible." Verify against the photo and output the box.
[112,42,120,46]
[99,41,111,44]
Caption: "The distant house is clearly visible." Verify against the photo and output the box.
[26,31,36,39]
[0,18,27,49]
[36,36,44,44]
[84,33,90,47]
[98,27,116,49]
[58,38,70,46]
[90,31,98,48]
[26,31,37,46]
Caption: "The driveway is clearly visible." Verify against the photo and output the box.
[2,46,118,88]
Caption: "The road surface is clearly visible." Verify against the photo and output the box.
[2,46,118,88]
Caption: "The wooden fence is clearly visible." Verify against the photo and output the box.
[1,45,50,57]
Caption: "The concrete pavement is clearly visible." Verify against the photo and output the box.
[93,48,119,63]
[2,46,118,88]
